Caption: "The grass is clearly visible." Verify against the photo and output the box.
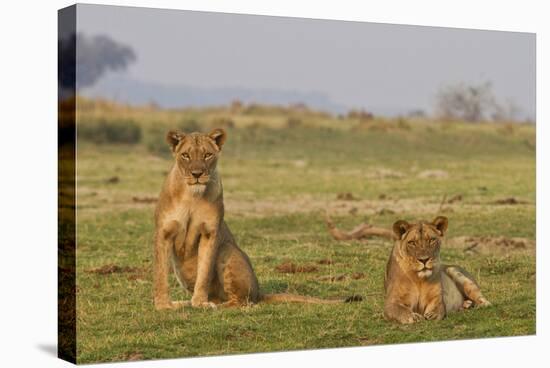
[73,101,535,363]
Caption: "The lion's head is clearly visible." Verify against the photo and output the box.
[166,128,226,195]
[391,216,448,279]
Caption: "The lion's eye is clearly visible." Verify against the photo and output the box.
[181,153,190,160]
[204,152,213,160]
[407,241,415,247]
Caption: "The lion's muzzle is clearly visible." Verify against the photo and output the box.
[416,256,435,277]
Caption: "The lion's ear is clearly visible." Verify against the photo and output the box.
[208,128,227,150]
[166,130,184,152]
[432,216,448,236]
[392,220,411,239]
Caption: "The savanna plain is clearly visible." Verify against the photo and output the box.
[70,99,535,363]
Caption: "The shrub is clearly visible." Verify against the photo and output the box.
[209,116,235,130]
[353,120,392,132]
[78,118,141,144]
[396,117,412,130]
[145,125,171,157]
[347,109,374,121]
[497,123,516,136]
[286,117,302,128]
[230,100,243,113]
[178,118,202,133]
[144,120,202,157]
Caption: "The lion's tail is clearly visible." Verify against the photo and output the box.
[260,293,363,305]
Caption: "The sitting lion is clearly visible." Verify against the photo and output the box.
[384,216,491,324]
[153,128,360,309]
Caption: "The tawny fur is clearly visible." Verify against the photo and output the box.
[153,128,359,310]
[383,216,491,324]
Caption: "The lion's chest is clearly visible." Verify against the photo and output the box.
[165,198,220,289]
[173,201,217,255]
[166,215,202,292]
[177,214,201,259]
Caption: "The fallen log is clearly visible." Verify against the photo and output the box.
[324,213,396,241]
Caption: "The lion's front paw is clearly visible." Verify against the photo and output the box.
[462,300,474,309]
[191,294,217,309]
[476,297,492,308]
[424,310,444,320]
[401,312,424,324]
[155,300,180,311]
[193,301,217,309]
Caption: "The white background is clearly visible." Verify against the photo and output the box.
[0,0,546,366]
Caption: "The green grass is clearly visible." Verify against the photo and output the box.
[74,110,535,364]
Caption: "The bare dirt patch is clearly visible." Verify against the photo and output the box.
[317,274,347,282]
[292,159,308,168]
[447,194,463,203]
[118,352,144,361]
[317,258,334,265]
[376,208,396,215]
[275,261,318,274]
[351,272,367,280]
[76,185,533,221]
[105,176,120,184]
[127,273,148,282]
[224,195,450,218]
[132,196,157,204]
[491,197,530,205]
[85,264,144,275]
[317,272,366,282]
[365,168,405,179]
[417,169,449,179]
[336,192,359,201]
[447,236,535,255]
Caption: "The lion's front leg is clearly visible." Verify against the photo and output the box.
[190,222,220,308]
[384,302,424,324]
[153,220,182,310]
[423,297,446,321]
[422,284,446,320]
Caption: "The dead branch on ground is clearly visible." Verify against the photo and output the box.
[324,212,396,242]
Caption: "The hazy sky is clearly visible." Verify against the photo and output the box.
[77,4,535,118]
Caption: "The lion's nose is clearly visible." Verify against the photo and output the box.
[191,170,203,178]
[418,256,430,265]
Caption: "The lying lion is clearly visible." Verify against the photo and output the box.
[153,128,360,309]
[384,216,491,324]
